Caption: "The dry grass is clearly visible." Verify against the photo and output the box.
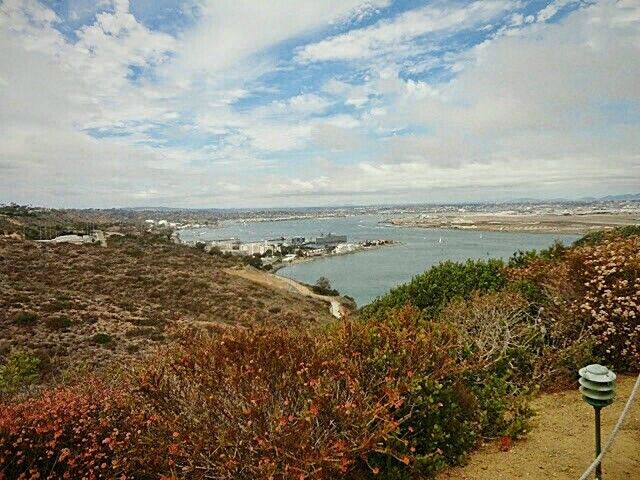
[0,235,332,379]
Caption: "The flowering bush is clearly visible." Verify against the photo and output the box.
[569,236,639,369]
[507,232,640,374]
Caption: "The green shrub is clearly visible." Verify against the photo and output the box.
[508,249,540,268]
[311,276,339,296]
[361,259,506,319]
[0,350,40,394]
[91,333,112,345]
[45,316,72,330]
[13,311,38,326]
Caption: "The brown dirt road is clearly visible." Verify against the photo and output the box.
[440,375,640,480]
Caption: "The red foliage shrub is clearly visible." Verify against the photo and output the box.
[123,307,518,479]
[0,378,146,479]
[128,322,408,478]
[0,309,531,480]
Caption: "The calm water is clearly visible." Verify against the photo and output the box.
[181,215,579,307]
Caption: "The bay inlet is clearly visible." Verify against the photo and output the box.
[180,214,579,307]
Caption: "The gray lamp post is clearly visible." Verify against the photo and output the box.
[578,364,616,480]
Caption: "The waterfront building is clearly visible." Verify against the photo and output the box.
[289,236,306,246]
[239,241,273,256]
[315,233,347,246]
[206,238,241,253]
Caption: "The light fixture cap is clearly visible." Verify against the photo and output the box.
[579,364,616,408]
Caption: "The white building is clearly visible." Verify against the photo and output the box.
[334,243,355,254]
[37,230,107,247]
[206,238,241,253]
[238,241,272,256]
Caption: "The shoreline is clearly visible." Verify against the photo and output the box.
[270,241,399,273]
[382,212,639,235]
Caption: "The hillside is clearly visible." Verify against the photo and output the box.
[0,224,638,479]
[0,234,333,383]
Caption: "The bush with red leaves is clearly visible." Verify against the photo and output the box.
[0,378,147,479]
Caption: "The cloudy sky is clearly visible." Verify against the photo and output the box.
[1,0,639,208]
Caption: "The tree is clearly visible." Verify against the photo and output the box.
[315,276,332,291]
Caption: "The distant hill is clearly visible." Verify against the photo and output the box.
[597,192,640,201]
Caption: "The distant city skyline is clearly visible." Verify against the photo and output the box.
[1,0,639,208]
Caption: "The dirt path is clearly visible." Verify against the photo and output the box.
[225,267,347,319]
[440,375,640,480]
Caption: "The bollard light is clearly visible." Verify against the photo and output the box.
[579,364,616,407]
[578,364,616,480]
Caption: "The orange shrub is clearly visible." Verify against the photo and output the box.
[128,323,407,478]
[1,308,531,479]
[0,378,146,479]
[123,307,525,479]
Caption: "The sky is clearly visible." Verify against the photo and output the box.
[0,0,639,208]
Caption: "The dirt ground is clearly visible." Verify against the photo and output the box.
[440,375,640,480]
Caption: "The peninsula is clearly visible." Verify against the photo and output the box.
[384,211,639,234]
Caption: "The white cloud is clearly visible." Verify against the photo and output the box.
[296,1,514,63]
[172,0,391,74]
[1,0,639,207]
[537,0,576,23]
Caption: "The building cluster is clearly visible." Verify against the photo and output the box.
[195,233,394,267]
[145,219,211,230]
[203,233,348,258]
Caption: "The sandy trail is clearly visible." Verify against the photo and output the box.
[225,266,346,319]
[440,375,640,480]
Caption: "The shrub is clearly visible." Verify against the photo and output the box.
[312,276,339,296]
[92,333,113,345]
[13,311,38,326]
[507,233,640,374]
[361,259,506,319]
[440,291,543,374]
[45,316,72,330]
[123,307,530,479]
[0,311,531,479]
[568,237,640,369]
[0,350,40,395]
[573,225,640,247]
[0,379,145,479]
[508,241,567,268]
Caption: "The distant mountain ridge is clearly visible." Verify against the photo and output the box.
[126,193,640,212]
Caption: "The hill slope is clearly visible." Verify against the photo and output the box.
[0,235,332,380]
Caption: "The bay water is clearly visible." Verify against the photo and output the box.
[180,215,579,307]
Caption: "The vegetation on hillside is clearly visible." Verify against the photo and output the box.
[0,234,333,385]
[0,203,141,240]
[0,225,638,479]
